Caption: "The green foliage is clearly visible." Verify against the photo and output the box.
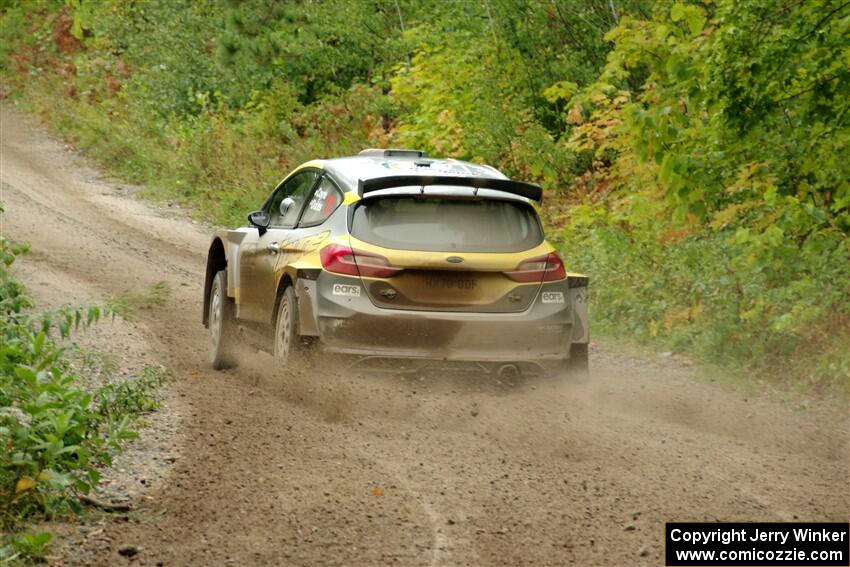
[0,4,25,72]
[391,30,518,160]
[0,531,52,564]
[601,0,850,229]
[95,366,170,422]
[558,0,850,393]
[217,0,406,105]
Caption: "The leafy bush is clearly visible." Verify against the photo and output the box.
[0,213,166,540]
[557,0,850,393]
[0,531,52,565]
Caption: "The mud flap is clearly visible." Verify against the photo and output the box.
[295,278,320,336]
[568,282,589,344]
[565,343,589,382]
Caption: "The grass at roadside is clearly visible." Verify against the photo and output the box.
[590,331,847,411]
[106,281,171,321]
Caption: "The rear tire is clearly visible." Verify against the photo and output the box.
[564,343,589,383]
[209,270,237,370]
[274,285,301,367]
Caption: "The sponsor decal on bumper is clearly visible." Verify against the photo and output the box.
[541,291,565,304]
[332,283,361,297]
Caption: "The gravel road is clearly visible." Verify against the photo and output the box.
[1,103,847,567]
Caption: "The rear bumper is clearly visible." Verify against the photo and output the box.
[302,272,588,362]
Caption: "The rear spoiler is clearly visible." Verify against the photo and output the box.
[357,175,543,203]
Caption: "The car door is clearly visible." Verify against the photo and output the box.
[239,169,320,323]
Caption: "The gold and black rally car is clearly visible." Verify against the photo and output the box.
[203,149,588,378]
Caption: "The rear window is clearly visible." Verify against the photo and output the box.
[351,197,543,252]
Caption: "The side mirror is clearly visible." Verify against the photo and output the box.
[279,197,296,218]
[248,210,270,233]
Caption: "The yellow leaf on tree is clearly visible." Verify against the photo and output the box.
[15,477,36,494]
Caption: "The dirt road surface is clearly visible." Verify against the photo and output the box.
[1,104,848,566]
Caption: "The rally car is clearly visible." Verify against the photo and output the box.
[202,149,588,378]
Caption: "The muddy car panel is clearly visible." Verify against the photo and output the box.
[314,271,578,361]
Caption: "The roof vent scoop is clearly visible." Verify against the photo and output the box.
[359,148,427,158]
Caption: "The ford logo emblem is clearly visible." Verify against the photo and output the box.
[446,256,464,264]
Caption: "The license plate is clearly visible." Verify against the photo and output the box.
[424,276,477,290]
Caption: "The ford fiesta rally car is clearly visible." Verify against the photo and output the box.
[202,149,588,378]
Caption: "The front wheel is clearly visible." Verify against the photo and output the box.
[209,270,237,369]
[274,285,301,367]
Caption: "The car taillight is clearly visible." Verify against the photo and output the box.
[320,244,359,276]
[505,252,566,282]
[354,251,403,278]
[320,244,402,278]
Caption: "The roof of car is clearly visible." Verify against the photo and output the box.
[318,155,508,192]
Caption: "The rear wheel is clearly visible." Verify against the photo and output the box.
[274,285,301,367]
[209,270,237,369]
[564,343,589,382]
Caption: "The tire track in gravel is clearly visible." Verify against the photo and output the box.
[2,103,847,567]
[368,455,458,567]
